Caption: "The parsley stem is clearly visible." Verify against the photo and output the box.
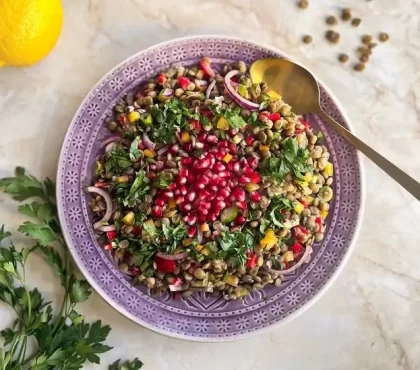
[15,336,27,365]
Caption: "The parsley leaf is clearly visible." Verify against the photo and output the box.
[154,172,173,189]
[129,136,143,161]
[161,223,187,254]
[260,138,313,182]
[262,196,296,230]
[109,358,143,370]
[217,230,254,266]
[118,170,150,207]
[248,111,259,126]
[104,146,132,173]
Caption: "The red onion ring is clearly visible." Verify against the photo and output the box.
[105,142,116,153]
[197,228,203,243]
[224,70,259,111]
[169,285,185,292]
[102,135,121,146]
[157,145,169,156]
[156,251,188,261]
[142,132,156,150]
[205,79,216,100]
[86,186,113,229]
[96,224,116,232]
[267,246,312,275]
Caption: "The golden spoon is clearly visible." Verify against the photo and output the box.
[250,58,420,201]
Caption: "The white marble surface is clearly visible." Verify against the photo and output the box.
[1,0,420,369]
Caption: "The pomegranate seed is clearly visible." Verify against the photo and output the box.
[169,144,179,153]
[213,200,226,211]
[217,140,229,148]
[155,197,165,206]
[217,178,228,188]
[231,188,246,202]
[209,184,218,193]
[198,190,211,200]
[199,200,212,210]
[195,142,204,149]
[249,172,261,183]
[187,214,197,225]
[188,226,197,237]
[104,243,112,250]
[198,215,207,223]
[162,191,173,198]
[183,204,192,212]
[243,166,254,176]
[250,191,261,202]
[167,183,177,190]
[181,157,193,166]
[183,215,189,223]
[196,158,211,169]
[176,177,187,186]
[245,135,254,146]
[186,191,196,202]
[196,182,205,190]
[187,173,195,182]
[207,191,217,200]
[235,201,247,210]
[149,164,157,171]
[198,174,210,185]
[183,143,193,152]
[247,157,259,169]
[207,135,218,144]
[197,132,207,142]
[152,205,163,217]
[179,185,187,195]
[235,214,246,225]
[217,188,230,200]
[175,195,185,205]
[209,213,217,222]
[179,168,189,177]
[218,171,230,178]
[215,150,226,160]
[228,143,237,154]
[174,189,181,196]
[238,175,251,184]
[199,208,209,216]
[213,163,226,172]
[131,266,141,275]
[232,162,241,173]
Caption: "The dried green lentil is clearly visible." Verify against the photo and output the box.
[302,35,313,44]
[379,32,389,42]
[354,63,366,72]
[326,16,337,25]
[338,54,349,63]
[362,35,373,45]
[297,0,308,8]
[341,8,352,21]
[351,18,362,27]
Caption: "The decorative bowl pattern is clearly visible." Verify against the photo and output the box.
[57,36,364,341]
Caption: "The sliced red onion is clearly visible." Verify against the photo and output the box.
[86,186,113,229]
[156,251,188,261]
[142,132,155,150]
[169,285,185,292]
[102,135,121,146]
[224,70,259,111]
[161,88,174,97]
[157,145,169,156]
[96,224,116,232]
[267,246,312,275]
[105,142,116,153]
[205,79,216,100]
[197,228,203,243]
[195,79,208,87]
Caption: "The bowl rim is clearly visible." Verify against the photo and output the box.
[57,34,365,342]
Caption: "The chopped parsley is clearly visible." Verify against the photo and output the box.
[217,229,254,266]
[129,136,143,161]
[151,99,197,143]
[161,223,188,254]
[260,138,313,182]
[104,146,132,173]
[154,172,173,189]
[248,111,260,126]
[261,196,296,232]
[211,105,247,129]
[132,242,159,275]
[117,170,150,207]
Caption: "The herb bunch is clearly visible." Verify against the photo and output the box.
[0,168,143,370]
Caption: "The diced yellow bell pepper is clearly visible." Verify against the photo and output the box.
[304,172,313,182]
[168,198,176,209]
[116,175,129,183]
[320,210,329,219]
[324,162,334,177]
[143,149,156,158]
[222,153,233,163]
[259,144,270,152]
[121,211,135,225]
[225,274,239,286]
[295,180,308,187]
[294,202,304,213]
[217,116,229,130]
[183,238,193,246]
[245,183,260,192]
[201,247,210,256]
[195,244,204,252]
[260,228,278,250]
[232,135,242,144]
[311,174,319,184]
[181,131,191,143]
[200,223,209,232]
[284,251,294,262]
[302,195,314,205]
[128,111,141,123]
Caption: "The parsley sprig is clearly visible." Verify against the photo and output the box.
[0,168,143,370]
[217,229,255,266]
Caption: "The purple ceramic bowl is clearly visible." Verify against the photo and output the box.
[57,36,364,341]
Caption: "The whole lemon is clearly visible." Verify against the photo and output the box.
[0,0,63,67]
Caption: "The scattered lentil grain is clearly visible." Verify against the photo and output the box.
[359,53,370,63]
[338,54,349,63]
[302,35,313,44]
[341,8,352,21]
[326,16,338,25]
[351,18,362,27]
[326,30,340,44]
[298,0,309,8]
[362,35,373,45]
[379,32,389,42]
[354,63,366,72]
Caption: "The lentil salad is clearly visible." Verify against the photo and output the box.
[87,57,334,300]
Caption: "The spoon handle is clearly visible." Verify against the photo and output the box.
[316,108,420,201]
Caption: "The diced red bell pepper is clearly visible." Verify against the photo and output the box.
[315,216,322,232]
[157,73,167,85]
[300,118,311,129]
[119,115,128,125]
[132,226,142,236]
[94,181,108,188]
[245,135,254,146]
[104,243,113,250]
[246,251,258,269]
[155,256,176,273]
[106,231,118,241]
[267,112,281,122]
[292,242,303,253]
[299,199,309,208]
[138,140,145,150]
[294,225,309,235]
[190,119,201,130]
[200,109,214,118]
[200,57,216,77]
[178,76,190,90]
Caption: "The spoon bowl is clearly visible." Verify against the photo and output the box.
[250,57,420,201]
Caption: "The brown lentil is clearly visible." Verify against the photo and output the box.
[326,30,340,44]
[302,35,313,44]
[326,16,338,25]
[341,8,352,21]
[297,0,308,8]
[379,32,389,42]
[351,18,362,27]
[338,54,349,63]
[354,63,366,72]
[362,35,373,45]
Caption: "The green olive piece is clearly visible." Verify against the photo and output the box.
[319,186,334,202]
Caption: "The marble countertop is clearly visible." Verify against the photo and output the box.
[1,0,420,369]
